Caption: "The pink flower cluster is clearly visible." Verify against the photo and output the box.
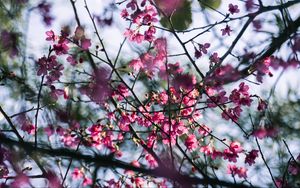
[223,141,243,162]
[252,126,278,139]
[17,114,35,135]
[194,43,210,59]
[80,67,111,104]
[185,134,198,150]
[228,4,240,15]
[227,164,248,178]
[129,38,167,78]
[244,149,259,166]
[72,168,92,186]
[222,82,252,122]
[37,1,54,26]
[122,0,158,43]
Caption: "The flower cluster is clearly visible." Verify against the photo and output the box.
[222,82,252,122]
[223,141,243,162]
[37,1,54,26]
[80,67,112,104]
[72,168,92,187]
[194,43,210,59]
[244,149,259,166]
[227,164,248,178]
[228,4,240,15]
[129,38,167,78]
[17,114,35,135]
[122,0,158,43]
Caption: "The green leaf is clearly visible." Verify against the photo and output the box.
[198,0,222,10]
[159,0,192,31]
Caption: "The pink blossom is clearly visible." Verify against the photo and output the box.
[142,5,158,25]
[62,133,79,148]
[17,114,35,135]
[158,91,168,104]
[118,114,131,131]
[72,168,84,179]
[200,145,222,159]
[145,154,158,168]
[237,167,247,178]
[38,1,54,26]
[252,127,278,139]
[245,0,255,11]
[11,174,29,188]
[245,149,259,166]
[63,87,69,99]
[210,52,220,63]
[124,29,144,43]
[185,134,198,150]
[221,106,242,122]
[227,164,248,178]
[221,25,232,36]
[229,82,252,106]
[207,91,228,108]
[228,4,240,15]
[144,26,156,42]
[200,145,213,156]
[67,55,77,66]
[229,141,243,153]
[172,73,196,91]
[132,160,140,167]
[126,0,137,10]
[45,171,61,188]
[80,66,111,104]
[121,9,129,18]
[253,20,262,30]
[83,177,92,186]
[44,124,55,137]
[255,57,273,82]
[154,38,167,57]
[168,62,183,74]
[36,56,48,76]
[129,59,144,71]
[134,177,144,187]
[212,64,239,82]
[198,124,211,136]
[21,122,35,135]
[223,142,243,162]
[56,126,64,136]
[53,41,69,55]
[50,85,64,101]
[45,30,56,41]
[194,43,210,59]
[81,38,91,50]
[147,132,157,148]
[114,84,129,101]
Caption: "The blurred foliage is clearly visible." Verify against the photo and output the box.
[269,96,300,138]
[198,0,222,10]
[160,0,192,31]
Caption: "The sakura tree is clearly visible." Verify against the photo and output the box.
[0,0,300,187]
